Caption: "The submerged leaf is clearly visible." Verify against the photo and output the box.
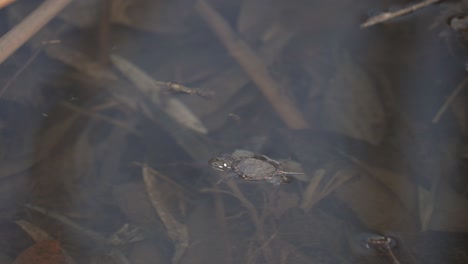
[13,240,68,264]
[324,52,387,145]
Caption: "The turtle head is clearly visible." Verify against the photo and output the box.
[280,175,294,184]
[208,156,233,171]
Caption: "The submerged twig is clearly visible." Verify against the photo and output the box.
[24,204,109,244]
[201,185,272,262]
[0,0,72,64]
[300,169,352,212]
[361,0,442,28]
[46,45,117,80]
[432,76,468,123]
[60,101,140,135]
[0,49,41,97]
[195,0,309,129]
[418,186,434,231]
[225,181,273,262]
[0,11,69,97]
[15,219,55,242]
[213,187,232,264]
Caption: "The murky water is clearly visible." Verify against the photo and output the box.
[0,0,467,263]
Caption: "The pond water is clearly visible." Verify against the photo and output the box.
[0,0,467,263]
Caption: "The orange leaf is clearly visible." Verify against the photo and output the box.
[13,240,67,264]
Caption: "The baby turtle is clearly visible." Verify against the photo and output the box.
[209,154,301,185]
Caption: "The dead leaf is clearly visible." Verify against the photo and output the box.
[13,240,68,264]
[324,52,387,145]
[335,175,416,231]
[142,164,189,264]
[111,54,208,134]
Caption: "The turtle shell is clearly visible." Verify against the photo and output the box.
[209,154,295,185]
[232,157,278,181]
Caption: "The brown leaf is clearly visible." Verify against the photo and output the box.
[13,240,67,264]
[324,52,387,145]
[335,175,416,231]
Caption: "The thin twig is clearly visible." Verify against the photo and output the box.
[15,219,54,242]
[200,188,236,197]
[213,187,232,264]
[361,0,442,28]
[24,204,109,244]
[0,48,41,97]
[385,244,401,264]
[432,76,468,123]
[0,0,72,64]
[47,45,117,80]
[195,0,309,129]
[202,185,272,262]
[0,14,69,97]
[225,181,273,262]
[59,101,140,135]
